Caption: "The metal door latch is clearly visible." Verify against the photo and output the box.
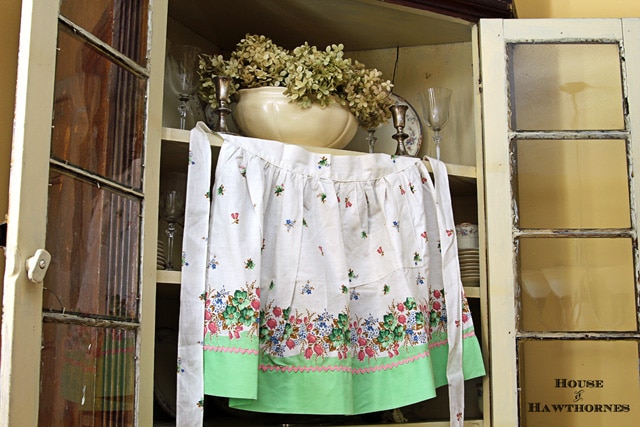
[26,249,51,283]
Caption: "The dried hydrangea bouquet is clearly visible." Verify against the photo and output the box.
[198,34,394,147]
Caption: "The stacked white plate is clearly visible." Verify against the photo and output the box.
[157,240,166,270]
[456,223,479,286]
[459,248,480,286]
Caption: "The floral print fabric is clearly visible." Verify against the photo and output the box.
[177,123,485,427]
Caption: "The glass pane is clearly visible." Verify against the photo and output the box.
[519,237,636,331]
[509,43,624,131]
[515,139,630,229]
[518,340,640,427]
[60,0,149,65]
[44,171,140,320]
[39,323,136,426]
[52,27,146,190]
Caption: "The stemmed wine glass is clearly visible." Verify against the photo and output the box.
[418,87,452,160]
[167,45,202,129]
[365,128,378,153]
[160,172,187,270]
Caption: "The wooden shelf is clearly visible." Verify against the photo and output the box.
[156,269,181,284]
[161,126,477,179]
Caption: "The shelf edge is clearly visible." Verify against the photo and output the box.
[156,269,181,284]
[161,127,477,178]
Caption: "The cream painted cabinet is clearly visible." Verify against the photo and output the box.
[4,1,639,426]
[155,1,489,425]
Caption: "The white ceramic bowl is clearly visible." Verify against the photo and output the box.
[233,87,358,149]
[456,222,479,249]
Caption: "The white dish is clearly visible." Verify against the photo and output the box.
[346,93,423,156]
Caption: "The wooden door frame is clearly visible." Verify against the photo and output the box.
[0,1,59,424]
[480,17,640,426]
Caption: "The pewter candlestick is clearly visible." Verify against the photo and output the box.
[390,104,409,156]
[213,76,233,133]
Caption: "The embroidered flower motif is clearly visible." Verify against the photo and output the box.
[347,268,358,282]
[383,284,390,295]
[377,246,384,256]
[197,399,204,408]
[244,258,255,269]
[188,150,195,165]
[350,289,360,300]
[390,154,398,163]
[413,252,422,265]
[416,273,425,286]
[239,165,247,177]
[274,184,285,196]
[177,357,184,373]
[181,251,189,267]
[205,190,211,199]
[446,229,454,237]
[231,212,239,224]
[317,192,327,203]
[341,284,349,294]
[409,182,416,193]
[269,280,275,290]
[301,281,314,295]
[318,246,324,256]
[399,185,406,195]
[361,231,368,239]
[204,282,260,341]
[421,231,428,240]
[208,256,219,270]
[345,197,352,208]
[302,218,308,227]
[284,219,296,232]
[392,220,400,232]
[260,305,350,360]
[317,156,330,168]
[217,184,225,195]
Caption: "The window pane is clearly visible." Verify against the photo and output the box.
[44,171,140,320]
[52,27,146,190]
[519,237,636,331]
[39,323,136,426]
[515,139,630,229]
[518,340,640,427]
[60,0,149,65]
[509,43,624,131]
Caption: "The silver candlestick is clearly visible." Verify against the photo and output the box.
[390,104,409,156]
[213,75,233,133]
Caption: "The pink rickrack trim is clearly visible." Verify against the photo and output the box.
[429,330,477,349]
[463,331,476,339]
[258,350,430,375]
[203,345,259,356]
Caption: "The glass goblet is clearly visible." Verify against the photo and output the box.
[160,190,185,270]
[418,87,452,160]
[167,44,202,130]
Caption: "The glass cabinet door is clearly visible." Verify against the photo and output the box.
[0,0,167,425]
[480,18,640,426]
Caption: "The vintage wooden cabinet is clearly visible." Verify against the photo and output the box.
[2,1,639,426]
